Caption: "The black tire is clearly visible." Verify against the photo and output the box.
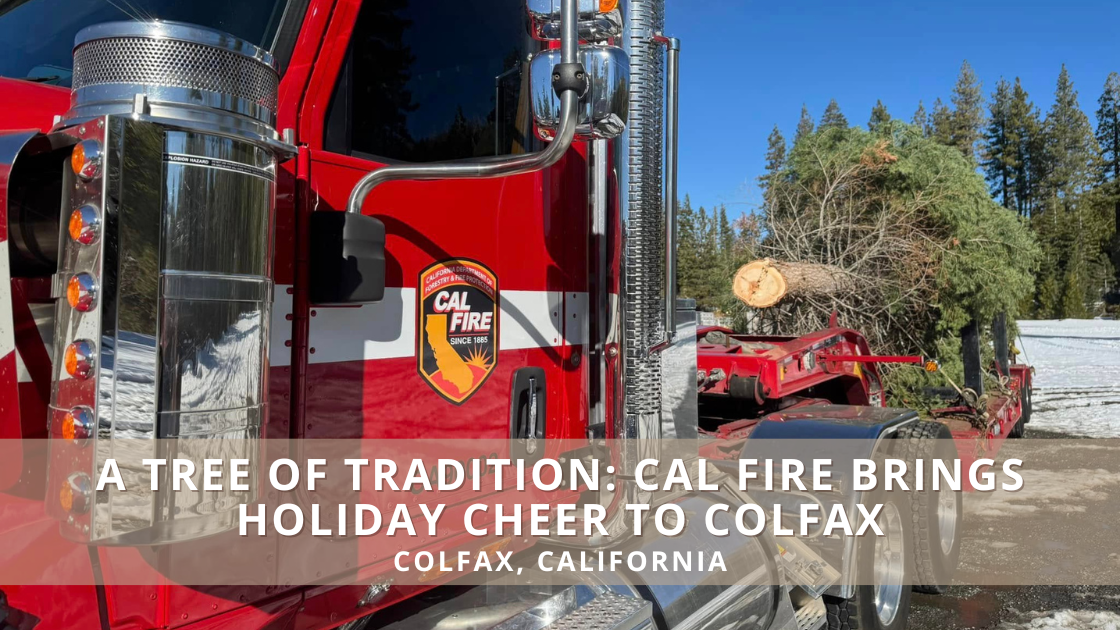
[825,482,912,630]
[1008,380,1030,438]
[1008,414,1025,438]
[889,421,962,595]
[825,586,912,630]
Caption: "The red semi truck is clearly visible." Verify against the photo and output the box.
[0,1,1030,630]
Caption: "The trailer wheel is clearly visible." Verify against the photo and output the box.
[890,421,962,594]
[1009,380,1031,438]
[824,491,912,630]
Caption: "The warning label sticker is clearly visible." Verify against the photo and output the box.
[418,259,499,405]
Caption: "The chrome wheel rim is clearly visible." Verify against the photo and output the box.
[873,501,906,627]
[938,488,958,556]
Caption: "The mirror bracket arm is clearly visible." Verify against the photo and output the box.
[552,62,589,99]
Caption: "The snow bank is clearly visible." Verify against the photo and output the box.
[1016,319,1120,438]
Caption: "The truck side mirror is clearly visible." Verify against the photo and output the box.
[310,211,386,305]
[530,45,630,141]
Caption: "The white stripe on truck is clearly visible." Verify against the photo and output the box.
[295,287,588,365]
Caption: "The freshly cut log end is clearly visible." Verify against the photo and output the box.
[733,259,788,308]
[733,258,854,308]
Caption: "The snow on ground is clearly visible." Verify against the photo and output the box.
[1000,610,1120,630]
[968,468,1120,517]
[1016,319,1120,438]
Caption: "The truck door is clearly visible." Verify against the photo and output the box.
[295,0,590,442]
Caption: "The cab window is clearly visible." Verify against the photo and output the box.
[324,0,543,162]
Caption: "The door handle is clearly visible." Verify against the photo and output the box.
[510,367,547,460]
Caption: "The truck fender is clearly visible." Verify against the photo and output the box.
[0,129,47,490]
[739,405,919,599]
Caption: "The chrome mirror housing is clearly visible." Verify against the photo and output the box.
[526,0,621,42]
[531,45,630,141]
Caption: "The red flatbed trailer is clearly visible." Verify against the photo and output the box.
[695,325,1034,472]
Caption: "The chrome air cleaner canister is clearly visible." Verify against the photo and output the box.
[48,21,289,544]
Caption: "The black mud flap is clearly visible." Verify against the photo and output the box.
[309,211,386,305]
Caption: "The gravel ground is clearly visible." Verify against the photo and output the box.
[911,585,1120,630]
[909,426,1120,630]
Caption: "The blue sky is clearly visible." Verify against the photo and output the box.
[666,0,1120,216]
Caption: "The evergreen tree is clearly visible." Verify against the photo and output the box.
[693,207,724,309]
[1059,262,1090,318]
[676,195,701,304]
[1036,272,1060,317]
[1009,78,1043,217]
[1035,66,1101,316]
[819,99,849,130]
[1095,72,1120,286]
[912,101,929,136]
[930,98,953,146]
[759,125,787,204]
[1096,73,1120,184]
[868,100,891,133]
[950,60,985,160]
[795,105,815,144]
[983,78,1015,208]
[1042,65,1098,199]
[718,205,735,262]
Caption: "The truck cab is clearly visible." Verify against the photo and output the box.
[0,2,949,630]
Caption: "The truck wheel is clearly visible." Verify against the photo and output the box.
[825,491,912,630]
[890,421,962,594]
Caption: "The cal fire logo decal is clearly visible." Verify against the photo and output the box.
[418,259,498,404]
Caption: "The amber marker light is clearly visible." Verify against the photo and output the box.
[64,340,96,379]
[70,139,103,181]
[599,0,619,12]
[68,205,100,244]
[67,273,98,311]
[60,473,91,514]
[62,407,94,443]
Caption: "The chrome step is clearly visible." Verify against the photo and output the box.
[494,589,653,630]
[794,598,827,630]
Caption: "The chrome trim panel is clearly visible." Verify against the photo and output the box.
[47,115,277,544]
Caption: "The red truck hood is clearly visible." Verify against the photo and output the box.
[0,78,69,133]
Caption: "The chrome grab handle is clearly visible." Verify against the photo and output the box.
[663,37,680,343]
[645,34,679,354]
[346,0,583,215]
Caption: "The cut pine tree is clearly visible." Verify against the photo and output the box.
[732,259,855,308]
